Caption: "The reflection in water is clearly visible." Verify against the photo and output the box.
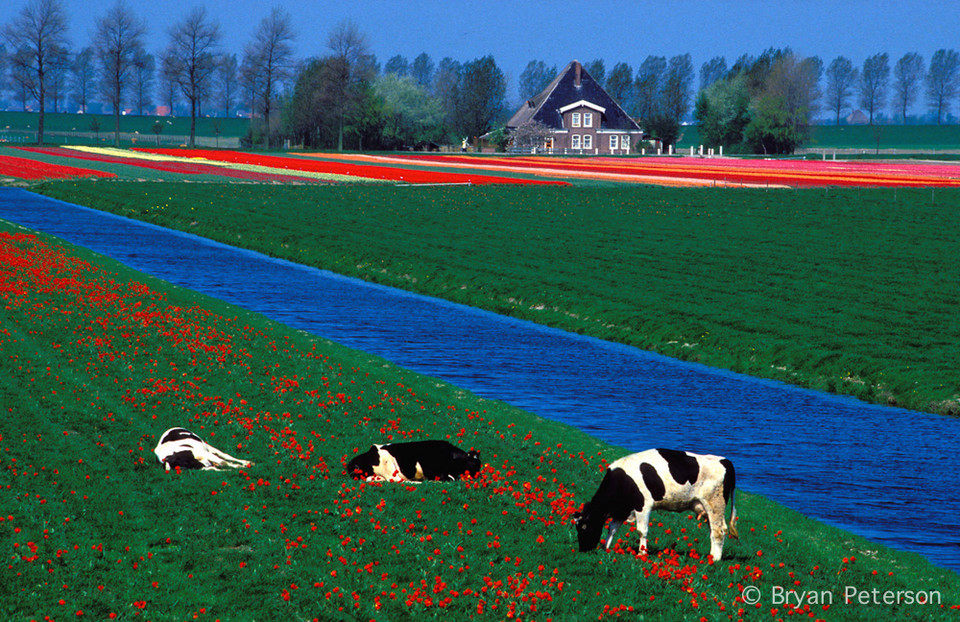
[1,188,957,572]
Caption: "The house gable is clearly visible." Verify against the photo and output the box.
[506,60,643,154]
[506,60,641,133]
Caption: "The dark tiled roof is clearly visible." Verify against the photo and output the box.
[507,60,641,132]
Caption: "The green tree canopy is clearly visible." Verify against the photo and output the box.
[454,55,506,145]
[375,72,446,148]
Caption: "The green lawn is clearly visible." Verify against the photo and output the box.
[0,110,249,146]
[2,223,957,621]
[30,181,960,417]
[676,124,960,152]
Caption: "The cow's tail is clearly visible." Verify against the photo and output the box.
[728,489,739,540]
[721,458,739,540]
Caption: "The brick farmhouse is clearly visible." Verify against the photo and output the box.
[506,60,645,154]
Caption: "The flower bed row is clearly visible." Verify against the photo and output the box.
[0,152,116,181]
[390,154,960,187]
[14,146,324,183]
[135,148,569,185]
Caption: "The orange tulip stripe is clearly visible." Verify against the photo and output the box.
[133,148,568,185]
[385,154,960,188]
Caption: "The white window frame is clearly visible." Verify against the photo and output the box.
[571,112,581,128]
[583,134,593,150]
[609,135,619,151]
[622,136,630,152]
[571,134,581,149]
[583,112,593,127]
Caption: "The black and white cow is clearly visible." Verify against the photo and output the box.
[153,427,251,471]
[347,440,481,482]
[573,448,738,560]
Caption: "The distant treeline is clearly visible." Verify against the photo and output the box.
[4,0,960,152]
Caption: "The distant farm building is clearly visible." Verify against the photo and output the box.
[846,110,869,125]
[506,60,644,154]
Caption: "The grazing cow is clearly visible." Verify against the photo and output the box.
[573,448,738,560]
[153,427,251,471]
[347,440,481,482]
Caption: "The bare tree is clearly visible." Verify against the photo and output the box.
[326,19,372,150]
[163,7,220,147]
[71,46,95,113]
[132,49,154,115]
[46,44,71,112]
[158,52,179,114]
[825,56,858,125]
[2,0,69,144]
[94,0,146,146]
[242,7,296,148]
[859,53,889,124]
[892,53,924,123]
[216,53,239,117]
[509,120,552,152]
[926,49,960,125]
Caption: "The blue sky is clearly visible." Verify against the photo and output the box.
[9,0,959,107]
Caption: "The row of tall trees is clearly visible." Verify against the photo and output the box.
[6,0,960,153]
[1,0,297,148]
[694,47,960,154]
[824,50,960,125]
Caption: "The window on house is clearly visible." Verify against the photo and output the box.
[622,136,630,151]
[571,134,581,149]
[583,134,593,150]
[609,135,619,151]
[583,112,593,127]
[571,112,581,127]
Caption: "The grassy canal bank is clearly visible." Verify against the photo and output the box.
[30,181,960,417]
[1,222,957,621]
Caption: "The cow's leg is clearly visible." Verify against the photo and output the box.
[702,498,727,561]
[635,507,653,556]
[205,444,249,468]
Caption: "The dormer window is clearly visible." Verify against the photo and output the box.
[571,112,581,128]
[583,112,593,127]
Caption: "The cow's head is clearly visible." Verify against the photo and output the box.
[463,449,481,476]
[346,445,381,479]
[572,501,605,552]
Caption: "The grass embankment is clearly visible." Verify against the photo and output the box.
[1,224,957,622]
[31,181,960,416]
[0,111,248,138]
[677,125,960,152]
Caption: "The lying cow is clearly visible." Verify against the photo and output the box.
[573,448,738,560]
[347,440,481,482]
[153,427,251,471]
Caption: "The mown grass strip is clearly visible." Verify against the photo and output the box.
[29,181,960,417]
[1,223,957,622]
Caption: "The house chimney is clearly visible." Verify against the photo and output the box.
[574,61,581,87]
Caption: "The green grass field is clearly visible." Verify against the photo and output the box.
[2,223,957,621]
[0,111,249,146]
[676,124,960,152]
[30,181,960,417]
